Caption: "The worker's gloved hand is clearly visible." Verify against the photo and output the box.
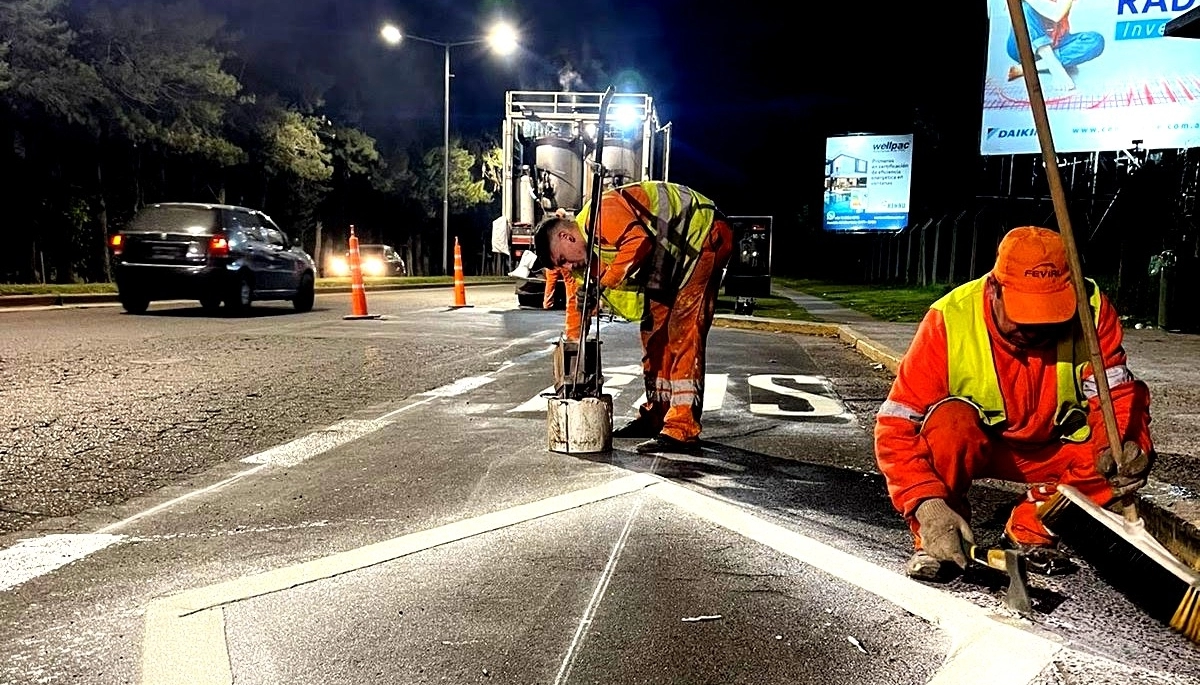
[576,283,602,313]
[914,498,974,569]
[1095,440,1154,499]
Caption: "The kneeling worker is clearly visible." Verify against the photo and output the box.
[874,226,1155,579]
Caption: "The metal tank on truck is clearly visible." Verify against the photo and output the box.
[496,90,673,308]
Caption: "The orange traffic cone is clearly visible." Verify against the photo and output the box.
[450,237,473,309]
[344,225,381,320]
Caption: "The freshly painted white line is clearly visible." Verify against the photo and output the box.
[648,481,1064,685]
[240,419,392,467]
[0,534,125,592]
[418,375,496,397]
[509,386,556,413]
[142,602,232,685]
[703,373,729,411]
[139,473,662,684]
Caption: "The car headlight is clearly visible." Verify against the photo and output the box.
[362,258,385,276]
[328,256,349,276]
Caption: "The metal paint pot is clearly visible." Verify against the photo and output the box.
[547,395,613,454]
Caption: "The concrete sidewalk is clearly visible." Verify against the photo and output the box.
[714,286,1200,573]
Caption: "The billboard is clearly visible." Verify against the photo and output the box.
[823,134,914,233]
[982,0,1200,155]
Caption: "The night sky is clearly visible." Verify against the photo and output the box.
[210,0,990,224]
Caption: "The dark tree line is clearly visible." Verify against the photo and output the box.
[0,0,502,283]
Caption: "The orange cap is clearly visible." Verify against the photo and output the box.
[993,226,1076,325]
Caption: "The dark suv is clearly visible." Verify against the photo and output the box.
[110,202,316,315]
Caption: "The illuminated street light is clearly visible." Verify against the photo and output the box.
[380,20,519,275]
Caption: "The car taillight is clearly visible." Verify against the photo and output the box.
[109,234,123,256]
[208,233,229,258]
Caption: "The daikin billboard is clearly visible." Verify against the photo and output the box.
[982,0,1200,155]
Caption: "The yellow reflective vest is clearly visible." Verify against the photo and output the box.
[929,275,1102,443]
[574,181,719,321]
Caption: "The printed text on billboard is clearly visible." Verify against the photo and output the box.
[823,134,914,233]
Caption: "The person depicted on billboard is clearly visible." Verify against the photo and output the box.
[533,181,733,456]
[874,227,1154,581]
[1004,0,1105,91]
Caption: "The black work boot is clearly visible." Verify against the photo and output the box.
[613,415,662,439]
[634,434,702,456]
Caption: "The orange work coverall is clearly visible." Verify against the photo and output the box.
[570,186,733,443]
[874,289,1153,547]
[543,266,582,341]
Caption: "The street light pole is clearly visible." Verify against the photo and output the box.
[380,22,518,276]
[442,44,451,275]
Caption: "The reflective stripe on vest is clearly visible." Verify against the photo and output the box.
[578,182,717,293]
[929,275,1102,443]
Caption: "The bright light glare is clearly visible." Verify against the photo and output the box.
[611,105,639,129]
[487,22,518,55]
[380,23,402,45]
[328,256,349,277]
[362,258,386,276]
[583,123,598,139]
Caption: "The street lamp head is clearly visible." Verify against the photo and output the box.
[486,22,518,55]
[380,23,402,46]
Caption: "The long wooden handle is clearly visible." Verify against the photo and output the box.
[1004,0,1136,523]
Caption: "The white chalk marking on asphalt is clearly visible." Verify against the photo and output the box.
[648,481,1063,685]
[0,534,125,592]
[240,419,392,467]
[138,472,662,685]
[97,465,268,535]
[553,484,648,685]
[419,375,496,397]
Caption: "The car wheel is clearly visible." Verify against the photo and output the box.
[120,291,150,315]
[225,272,253,315]
[199,295,222,313]
[293,273,315,312]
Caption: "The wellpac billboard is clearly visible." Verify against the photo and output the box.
[823,134,914,233]
[982,0,1200,155]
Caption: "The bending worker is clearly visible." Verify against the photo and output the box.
[534,180,732,455]
[875,226,1155,580]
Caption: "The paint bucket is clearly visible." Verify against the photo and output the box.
[547,395,613,454]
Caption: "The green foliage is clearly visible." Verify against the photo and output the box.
[777,278,949,323]
[0,1,505,284]
[0,0,106,125]
[415,138,501,218]
[75,0,243,163]
[264,110,331,182]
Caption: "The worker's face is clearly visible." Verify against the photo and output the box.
[989,279,1070,350]
[549,227,588,270]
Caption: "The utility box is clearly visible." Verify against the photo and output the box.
[723,216,773,298]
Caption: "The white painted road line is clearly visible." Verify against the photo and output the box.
[0,534,125,592]
[140,475,1065,685]
[140,472,663,685]
[649,480,1065,685]
[241,419,392,467]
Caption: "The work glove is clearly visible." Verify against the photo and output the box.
[914,498,975,569]
[1095,440,1154,500]
[576,283,602,314]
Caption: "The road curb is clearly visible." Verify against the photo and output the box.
[713,313,1200,572]
[0,279,516,310]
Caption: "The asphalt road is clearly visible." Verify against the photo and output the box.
[1,285,1197,684]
